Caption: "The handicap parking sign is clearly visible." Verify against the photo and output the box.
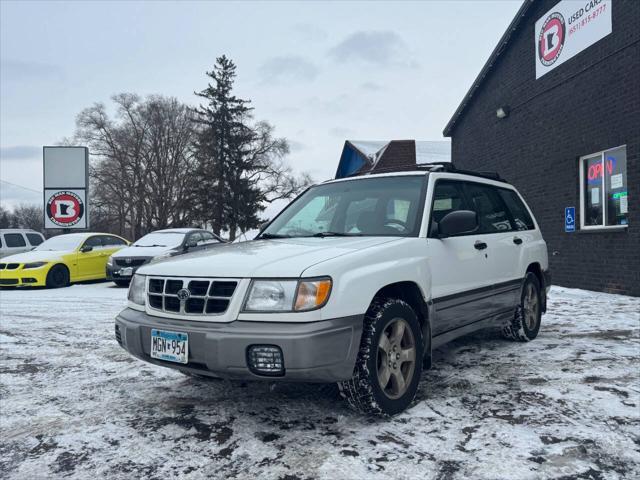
[565,207,575,232]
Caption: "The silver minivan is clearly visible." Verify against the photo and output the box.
[0,229,45,258]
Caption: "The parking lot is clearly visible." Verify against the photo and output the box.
[0,283,638,479]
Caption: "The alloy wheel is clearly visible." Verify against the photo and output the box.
[377,317,416,399]
[523,283,539,330]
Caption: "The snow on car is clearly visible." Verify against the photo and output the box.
[0,283,638,479]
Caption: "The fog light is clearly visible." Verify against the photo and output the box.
[247,345,284,376]
[21,278,37,284]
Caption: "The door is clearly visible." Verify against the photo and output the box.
[427,180,494,335]
[76,235,105,279]
[462,182,521,313]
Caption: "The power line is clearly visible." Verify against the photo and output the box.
[0,180,42,195]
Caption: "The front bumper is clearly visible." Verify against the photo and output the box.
[115,308,363,382]
[0,266,48,287]
[107,264,141,282]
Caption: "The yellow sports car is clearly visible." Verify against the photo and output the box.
[0,232,129,288]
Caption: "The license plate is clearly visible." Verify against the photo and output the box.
[118,267,133,277]
[150,329,188,364]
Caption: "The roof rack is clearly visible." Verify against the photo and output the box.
[343,162,505,182]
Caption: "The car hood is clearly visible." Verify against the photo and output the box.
[138,237,402,278]
[1,250,70,263]
[111,245,176,258]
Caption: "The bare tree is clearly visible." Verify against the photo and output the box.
[9,204,44,232]
[74,94,196,239]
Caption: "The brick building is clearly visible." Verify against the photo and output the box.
[444,0,639,295]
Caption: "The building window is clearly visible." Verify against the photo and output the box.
[579,146,628,229]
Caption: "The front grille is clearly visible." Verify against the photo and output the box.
[6,264,19,270]
[115,324,122,345]
[115,258,148,267]
[0,279,19,285]
[147,277,238,316]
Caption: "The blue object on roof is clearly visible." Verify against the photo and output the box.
[335,140,451,179]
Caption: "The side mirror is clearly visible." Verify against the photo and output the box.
[80,245,93,253]
[438,210,478,238]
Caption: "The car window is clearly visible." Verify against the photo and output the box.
[4,233,26,248]
[344,198,376,233]
[200,232,219,244]
[82,236,102,249]
[187,232,203,247]
[429,181,470,236]
[464,182,513,233]
[263,176,425,237]
[102,235,127,246]
[386,199,412,224]
[26,233,44,246]
[498,189,535,231]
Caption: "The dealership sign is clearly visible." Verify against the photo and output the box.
[535,0,611,79]
[43,146,89,229]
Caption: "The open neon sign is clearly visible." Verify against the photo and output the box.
[587,156,616,183]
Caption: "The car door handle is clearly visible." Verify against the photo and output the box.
[513,237,523,245]
[474,241,487,250]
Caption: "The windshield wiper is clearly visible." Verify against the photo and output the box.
[259,233,291,239]
[310,232,363,238]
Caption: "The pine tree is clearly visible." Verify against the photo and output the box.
[192,56,253,236]
[192,56,311,240]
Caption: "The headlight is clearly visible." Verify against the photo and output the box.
[243,277,332,312]
[128,274,146,306]
[23,262,47,269]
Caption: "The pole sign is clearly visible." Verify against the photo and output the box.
[43,146,89,229]
[535,0,612,79]
[565,206,576,232]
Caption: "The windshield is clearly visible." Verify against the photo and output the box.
[132,232,185,248]
[262,176,426,238]
[35,235,84,251]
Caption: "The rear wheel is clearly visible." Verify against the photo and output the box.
[46,264,70,288]
[503,273,541,341]
[339,298,423,416]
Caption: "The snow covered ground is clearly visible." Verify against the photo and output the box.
[1,283,638,479]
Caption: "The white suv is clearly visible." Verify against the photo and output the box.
[0,229,45,258]
[116,166,550,416]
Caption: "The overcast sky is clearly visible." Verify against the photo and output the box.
[0,0,522,208]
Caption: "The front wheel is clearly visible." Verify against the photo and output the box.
[339,298,423,416]
[503,273,542,341]
[46,264,70,288]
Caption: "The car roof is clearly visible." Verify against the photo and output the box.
[321,169,512,188]
[153,228,199,233]
[0,229,42,234]
[46,232,125,240]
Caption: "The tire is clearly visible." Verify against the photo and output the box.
[46,264,70,288]
[503,273,542,342]
[338,298,423,416]
[114,280,130,288]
